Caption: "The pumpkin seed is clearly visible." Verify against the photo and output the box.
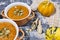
[5,30,10,35]
[0,31,3,36]
[14,9,23,16]
[2,27,8,30]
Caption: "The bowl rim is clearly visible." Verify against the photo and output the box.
[0,19,19,40]
[4,2,31,21]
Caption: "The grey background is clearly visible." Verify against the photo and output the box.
[0,0,60,40]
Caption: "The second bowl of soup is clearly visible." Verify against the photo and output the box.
[0,19,18,40]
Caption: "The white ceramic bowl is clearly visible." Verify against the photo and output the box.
[0,19,19,40]
[4,2,31,20]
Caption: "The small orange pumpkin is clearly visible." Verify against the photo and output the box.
[38,0,55,17]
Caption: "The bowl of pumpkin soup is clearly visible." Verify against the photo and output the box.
[2,2,35,26]
[0,19,18,40]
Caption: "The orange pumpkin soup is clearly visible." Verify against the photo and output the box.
[0,22,16,40]
[7,5,29,19]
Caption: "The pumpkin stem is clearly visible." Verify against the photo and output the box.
[44,0,49,1]
[44,0,50,5]
[47,1,50,5]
